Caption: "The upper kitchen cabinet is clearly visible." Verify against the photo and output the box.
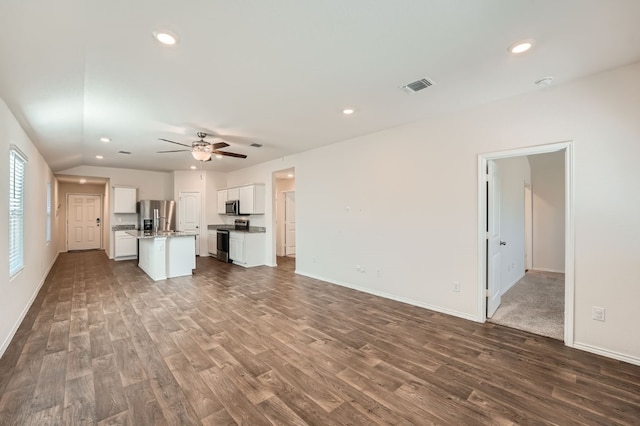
[239,184,265,215]
[218,184,265,215]
[113,186,137,213]
[227,187,240,201]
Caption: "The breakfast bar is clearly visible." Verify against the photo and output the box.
[126,230,197,281]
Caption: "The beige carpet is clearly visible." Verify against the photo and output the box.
[490,270,565,340]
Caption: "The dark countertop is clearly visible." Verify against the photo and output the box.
[112,224,137,231]
[207,224,266,233]
[125,230,198,239]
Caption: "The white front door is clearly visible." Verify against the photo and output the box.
[68,194,102,251]
[487,160,502,318]
[179,192,201,255]
[285,191,296,256]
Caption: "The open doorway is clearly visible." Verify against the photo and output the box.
[488,152,565,339]
[273,168,296,267]
[478,142,575,346]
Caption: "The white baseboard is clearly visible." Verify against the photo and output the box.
[0,252,59,359]
[113,255,137,261]
[573,342,640,367]
[530,267,565,274]
[296,270,479,323]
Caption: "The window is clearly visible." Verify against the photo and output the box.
[9,146,27,277]
[46,182,52,243]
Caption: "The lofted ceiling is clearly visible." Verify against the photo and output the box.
[1,1,640,173]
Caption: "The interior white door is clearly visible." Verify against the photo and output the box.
[68,194,102,251]
[285,191,296,256]
[487,160,502,318]
[179,191,201,255]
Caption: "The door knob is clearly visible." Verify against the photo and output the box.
[499,241,507,246]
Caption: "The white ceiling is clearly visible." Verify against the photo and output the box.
[1,1,640,173]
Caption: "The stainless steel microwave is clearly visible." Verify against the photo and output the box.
[225,199,240,215]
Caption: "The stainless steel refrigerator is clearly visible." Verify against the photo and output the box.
[138,200,176,232]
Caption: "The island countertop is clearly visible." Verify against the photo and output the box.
[125,230,198,239]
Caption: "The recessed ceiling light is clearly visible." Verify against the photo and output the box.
[342,108,355,115]
[79,178,87,184]
[215,154,223,159]
[153,31,177,45]
[190,165,197,170]
[95,155,103,159]
[287,173,294,178]
[509,39,535,54]
[100,137,111,143]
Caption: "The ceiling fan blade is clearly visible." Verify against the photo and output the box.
[157,149,190,153]
[159,138,192,148]
[213,150,247,159]
[211,141,230,150]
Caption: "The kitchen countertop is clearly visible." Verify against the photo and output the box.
[125,230,198,239]
[207,224,266,233]
[112,224,137,231]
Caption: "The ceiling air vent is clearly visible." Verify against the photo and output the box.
[249,143,263,148]
[401,77,435,94]
[118,150,131,155]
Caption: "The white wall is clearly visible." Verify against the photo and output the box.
[59,165,174,258]
[495,156,530,293]
[529,152,566,272]
[205,170,227,227]
[0,99,58,357]
[227,61,640,363]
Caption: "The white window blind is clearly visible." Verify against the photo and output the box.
[10,146,27,277]
[46,182,52,243]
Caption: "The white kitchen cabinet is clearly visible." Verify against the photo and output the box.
[114,231,137,258]
[239,184,265,215]
[207,230,217,256]
[219,184,265,215]
[229,231,265,267]
[217,190,228,214]
[138,234,196,281]
[227,187,240,201]
[229,232,245,264]
[113,187,137,213]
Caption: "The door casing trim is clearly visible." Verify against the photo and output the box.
[477,141,575,347]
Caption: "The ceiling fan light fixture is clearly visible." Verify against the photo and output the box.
[191,150,211,161]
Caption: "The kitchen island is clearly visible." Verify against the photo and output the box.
[126,230,197,281]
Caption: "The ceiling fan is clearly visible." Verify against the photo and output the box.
[157,132,247,161]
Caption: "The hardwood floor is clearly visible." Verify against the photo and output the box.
[1,252,639,425]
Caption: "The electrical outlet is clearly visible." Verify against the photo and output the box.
[376,268,381,277]
[453,281,461,292]
[592,306,606,322]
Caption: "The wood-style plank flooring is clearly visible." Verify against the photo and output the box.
[1,251,639,425]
